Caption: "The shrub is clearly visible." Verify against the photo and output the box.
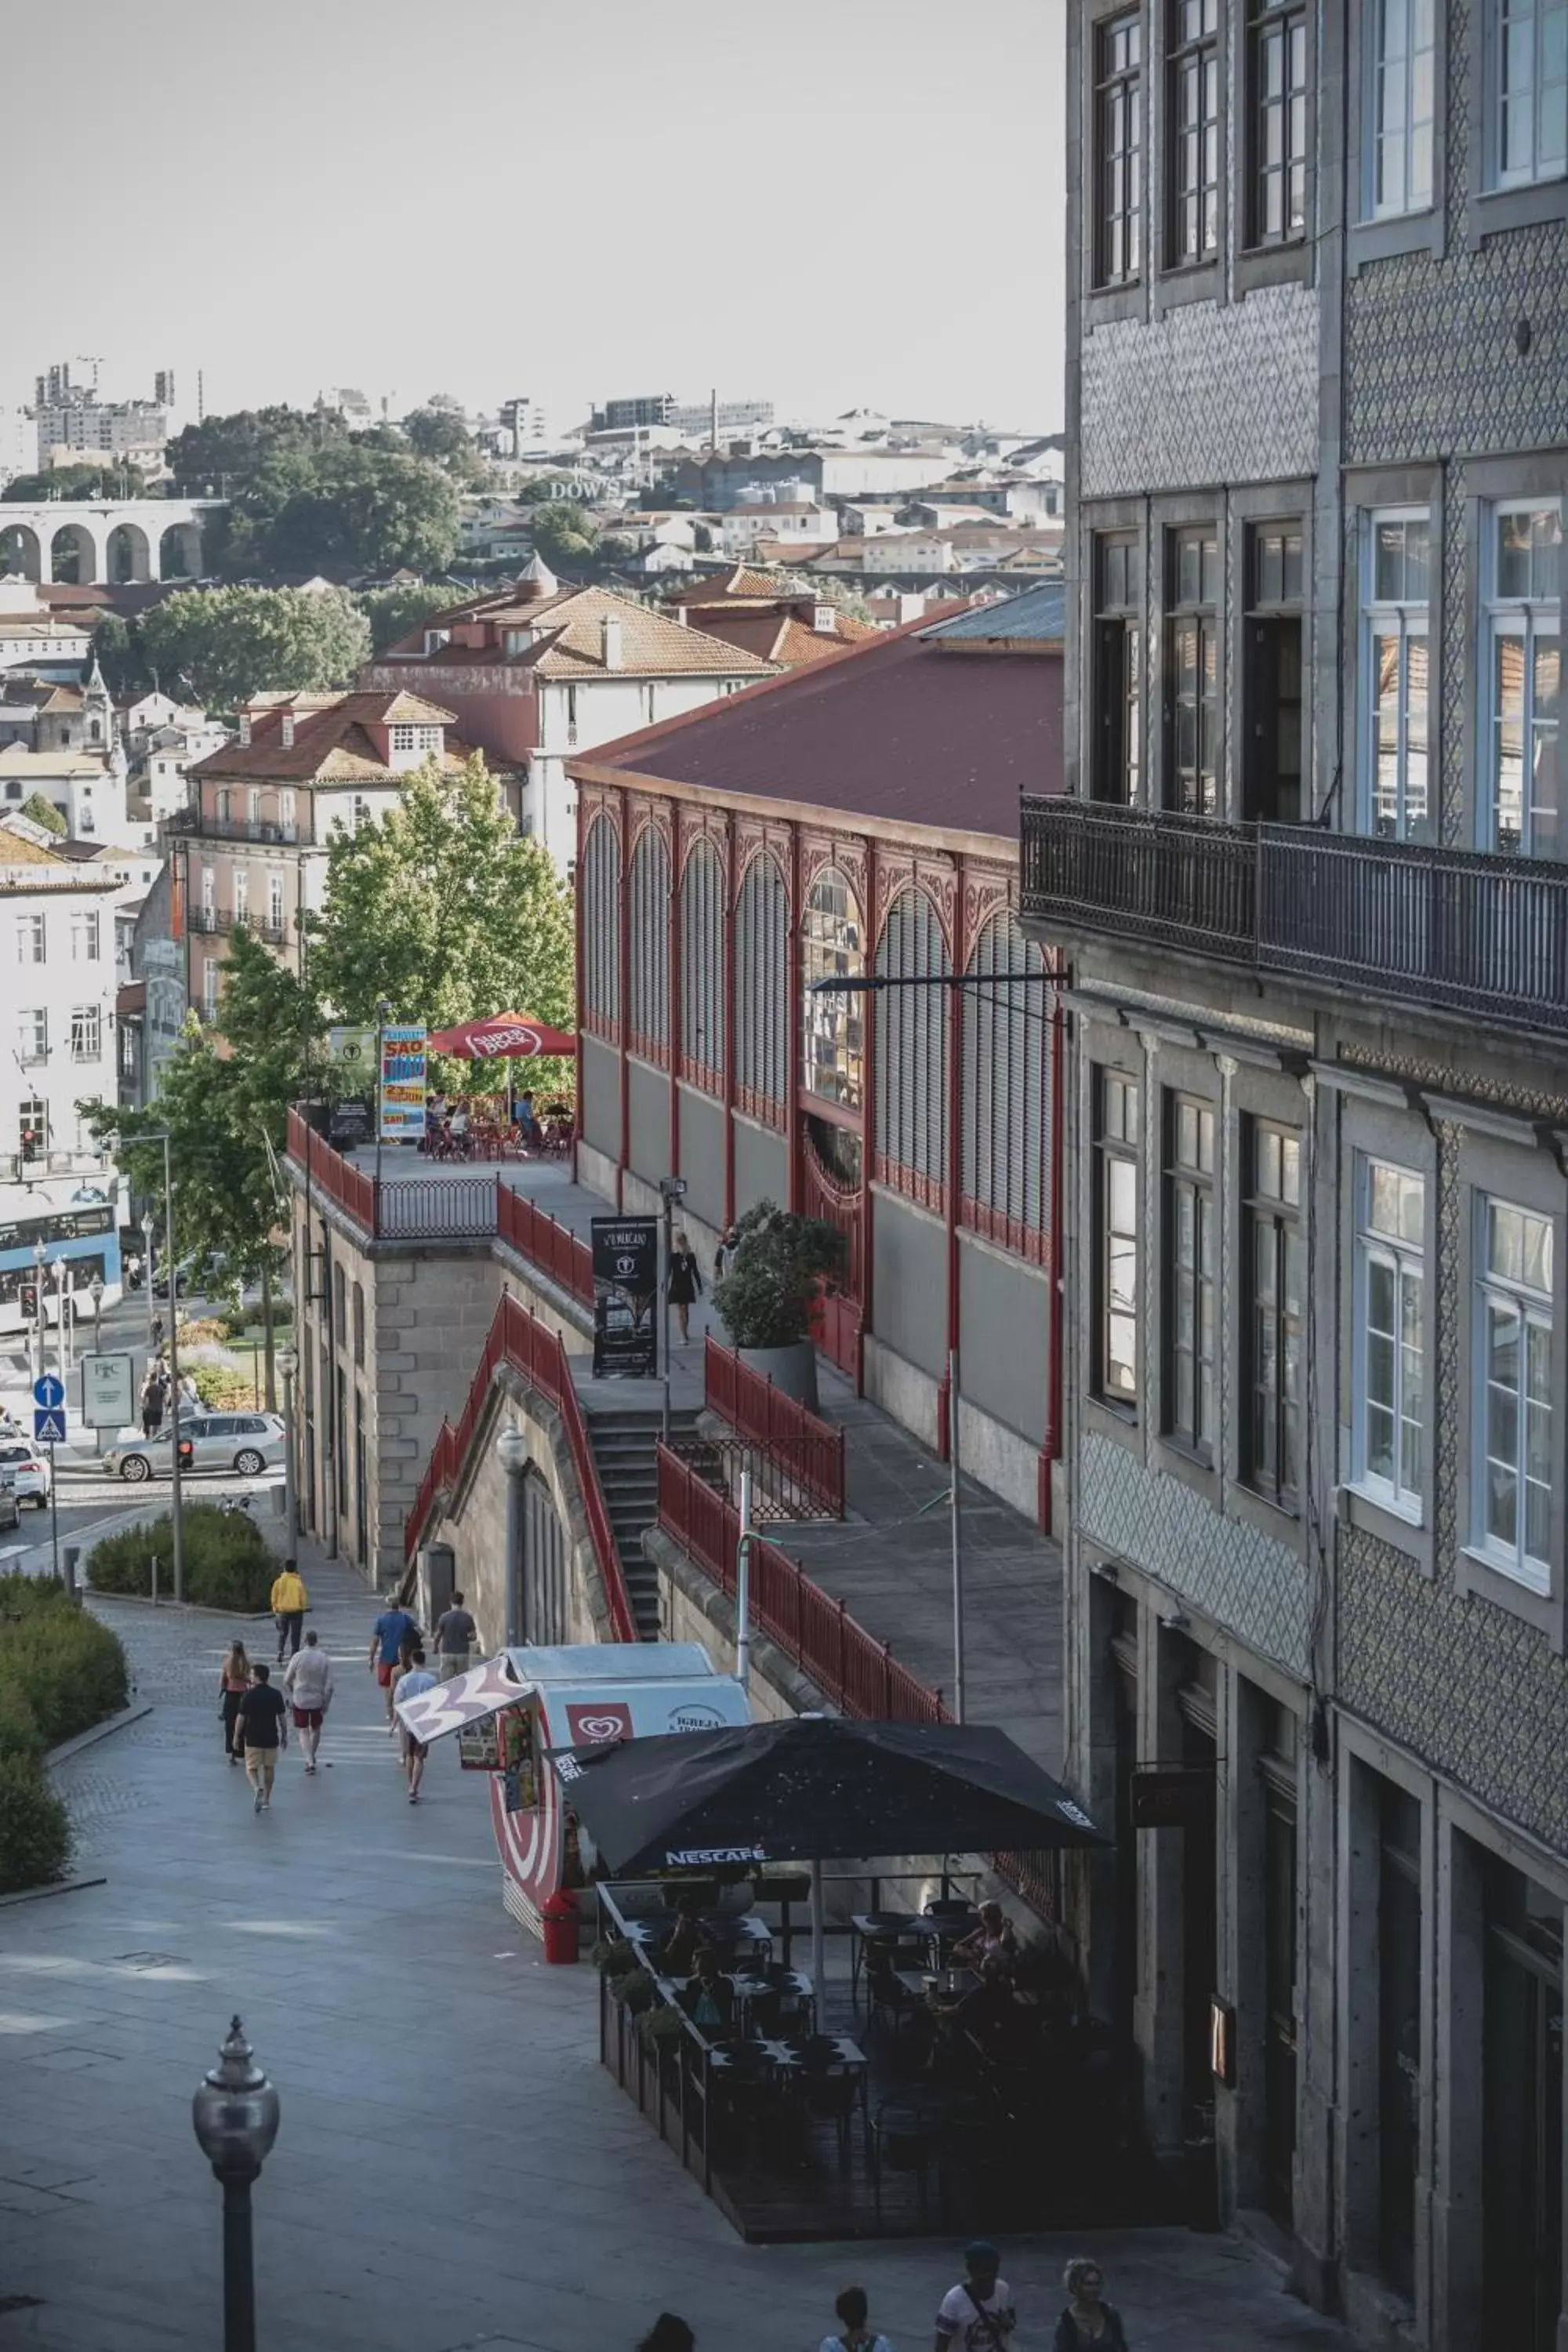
[0,1685,42,1765]
[710,1199,846,1348]
[0,1608,129,1748]
[190,1364,256,1410]
[0,1752,72,1893]
[86,1506,274,1612]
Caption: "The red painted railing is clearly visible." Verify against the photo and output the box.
[499,1184,594,1308]
[404,1293,636,1644]
[703,1337,845,1517]
[287,1106,376,1230]
[656,1442,946,1726]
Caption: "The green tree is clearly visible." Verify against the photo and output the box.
[20,792,65,836]
[356,582,461,656]
[264,445,460,578]
[91,613,151,699]
[137,585,371,708]
[527,500,598,572]
[303,755,574,1036]
[2,461,147,503]
[403,407,485,484]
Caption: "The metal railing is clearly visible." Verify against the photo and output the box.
[1020,795,1256,961]
[376,1174,497,1240]
[285,1112,597,1259]
[656,1443,944,1722]
[286,1105,376,1228]
[404,1291,635,1642]
[703,1336,845,1517]
[168,811,312,847]
[499,1184,594,1307]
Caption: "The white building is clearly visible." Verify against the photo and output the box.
[719,498,837,557]
[0,581,93,677]
[0,826,124,1332]
[0,408,34,491]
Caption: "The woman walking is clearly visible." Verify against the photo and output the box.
[1051,2259,1127,2350]
[219,1640,250,1765]
[666,1231,702,1345]
[819,2285,893,2352]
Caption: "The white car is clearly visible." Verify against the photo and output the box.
[103,1412,285,1484]
[0,1441,52,1508]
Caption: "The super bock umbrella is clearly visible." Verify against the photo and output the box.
[424,1012,576,1059]
[549,1715,1105,2009]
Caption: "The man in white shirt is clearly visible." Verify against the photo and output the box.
[283,1629,334,1775]
[935,2242,1015,2352]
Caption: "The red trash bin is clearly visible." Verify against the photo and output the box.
[541,1889,580,1964]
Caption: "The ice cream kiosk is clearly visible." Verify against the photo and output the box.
[394,1643,753,1937]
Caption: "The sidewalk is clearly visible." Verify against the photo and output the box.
[0,1569,1354,2352]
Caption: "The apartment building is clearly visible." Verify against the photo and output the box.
[1022,6,1568,2347]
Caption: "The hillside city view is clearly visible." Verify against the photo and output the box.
[0,2,1563,2350]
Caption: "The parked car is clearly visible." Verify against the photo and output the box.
[102,1414,285,1483]
[0,1442,52,1508]
[0,1478,20,1534]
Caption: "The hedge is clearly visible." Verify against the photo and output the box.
[0,1753,71,1893]
[0,1573,130,1893]
[86,1505,275,1612]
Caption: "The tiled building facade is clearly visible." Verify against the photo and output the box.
[1030,4,1568,2345]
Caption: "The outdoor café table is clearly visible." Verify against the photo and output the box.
[851,1911,929,2007]
[757,2033,870,2157]
[624,1912,773,1968]
[731,1966,815,2038]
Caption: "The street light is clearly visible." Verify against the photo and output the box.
[372,997,393,1189]
[54,1260,71,1380]
[191,2016,280,2352]
[118,1130,185,1603]
[30,1238,45,1384]
[275,1343,299,1559]
[88,1272,103,1356]
[140,1210,155,1351]
[496,1421,529,1646]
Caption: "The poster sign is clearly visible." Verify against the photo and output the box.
[457,1718,502,1771]
[590,1218,659,1377]
[326,1025,377,1081]
[379,1024,426,1145]
[564,1700,633,1747]
[81,1351,136,1428]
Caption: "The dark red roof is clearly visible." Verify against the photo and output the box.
[586,623,1061,841]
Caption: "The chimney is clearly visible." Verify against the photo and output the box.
[601,615,623,671]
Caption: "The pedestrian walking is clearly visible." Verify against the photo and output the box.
[178,1370,199,1413]
[432,1588,478,1680]
[140,1370,162,1441]
[283,1628,334,1774]
[218,1639,250,1765]
[637,2319,694,2352]
[270,1559,308,1662]
[151,1312,165,1352]
[822,2286,895,2352]
[1052,2261,1127,2351]
[238,1663,288,1814]
[935,2243,1016,2352]
[394,1646,438,1803]
[666,1229,702,1345]
[713,1225,739,1282]
[368,1597,423,1726]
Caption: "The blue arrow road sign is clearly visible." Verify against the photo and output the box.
[34,1408,67,1444]
[33,1374,64,1410]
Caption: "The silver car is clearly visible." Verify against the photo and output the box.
[103,1412,285,1483]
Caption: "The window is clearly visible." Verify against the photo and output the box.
[1168,0,1221,263]
[1167,526,1221,813]
[18,1009,47,1062]
[874,885,950,1201]
[70,1005,102,1062]
[1094,12,1144,286]
[1354,1160,1426,1514]
[1248,0,1308,244]
[71,909,100,962]
[1363,512,1432,840]
[267,872,285,931]
[628,824,670,1054]
[353,1281,365,1368]
[1488,0,1568,187]
[1164,1094,1217,1453]
[1473,1195,1553,1589]
[16,911,44,963]
[680,837,725,1087]
[1244,1121,1304,1504]
[17,1096,46,1155]
[581,815,622,1036]
[390,724,417,753]
[735,851,788,1119]
[1367,0,1436,216]
[801,868,865,1111]
[202,960,220,1019]
[1093,533,1143,804]
[201,866,215,913]
[1094,1070,1140,1405]
[1484,501,1561,855]
[216,789,232,826]
[233,868,249,921]
[1245,521,1305,821]
[961,915,1051,1256]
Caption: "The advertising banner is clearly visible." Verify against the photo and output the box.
[326,1025,378,1084]
[379,1024,427,1145]
[590,1217,659,1378]
[81,1350,136,1428]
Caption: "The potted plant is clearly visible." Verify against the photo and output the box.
[710,1200,845,1410]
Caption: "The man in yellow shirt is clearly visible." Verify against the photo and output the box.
[270,1560,308,1664]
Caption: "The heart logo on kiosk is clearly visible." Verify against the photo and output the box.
[567,1702,633,1745]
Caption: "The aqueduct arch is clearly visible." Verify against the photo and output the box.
[0,497,221,586]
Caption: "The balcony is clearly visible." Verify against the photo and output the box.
[167,811,312,848]
[1020,797,1568,1041]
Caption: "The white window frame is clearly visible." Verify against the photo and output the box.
[1480,496,1562,855]
[267,872,285,929]
[233,867,249,919]
[18,1008,47,1062]
[1486,0,1568,189]
[1361,507,1432,840]
[16,910,45,963]
[69,1004,102,1062]
[1471,1192,1554,1592]
[1365,0,1436,216]
[1352,1156,1426,1519]
[71,908,100,962]
[390,724,418,753]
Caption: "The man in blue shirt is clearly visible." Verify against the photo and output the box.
[394,1646,440,1803]
[368,1601,422,1727]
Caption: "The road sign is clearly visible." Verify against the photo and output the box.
[82,1351,136,1427]
[32,1374,64,1411]
[33,1407,67,1445]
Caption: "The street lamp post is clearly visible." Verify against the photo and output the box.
[54,1261,71,1381]
[30,1239,45,1385]
[496,1422,529,1646]
[191,2017,280,2352]
[89,1272,103,1357]
[275,1343,299,1560]
[122,1131,185,1602]
[373,997,392,1190]
[141,1210,155,1352]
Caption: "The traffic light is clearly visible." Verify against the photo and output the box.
[18,1281,38,1323]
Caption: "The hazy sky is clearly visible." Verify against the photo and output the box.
[3,0,1063,437]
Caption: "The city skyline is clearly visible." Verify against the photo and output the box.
[4,0,1063,436]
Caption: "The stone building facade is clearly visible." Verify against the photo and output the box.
[1031,5,1568,2347]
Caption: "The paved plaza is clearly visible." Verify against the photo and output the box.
[0,1550,1352,2352]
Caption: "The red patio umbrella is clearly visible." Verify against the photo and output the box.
[424,1012,576,1060]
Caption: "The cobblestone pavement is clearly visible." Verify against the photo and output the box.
[0,1546,1353,2352]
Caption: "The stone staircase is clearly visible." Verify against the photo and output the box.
[583,1403,701,1640]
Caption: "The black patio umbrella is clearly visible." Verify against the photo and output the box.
[550,1715,1105,2005]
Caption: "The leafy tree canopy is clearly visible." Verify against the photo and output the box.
[356,581,462,656]
[528,499,599,571]
[2,461,147,503]
[21,792,65,836]
[403,407,485,484]
[138,585,372,709]
[303,754,575,1038]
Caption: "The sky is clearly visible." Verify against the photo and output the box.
[2,0,1064,438]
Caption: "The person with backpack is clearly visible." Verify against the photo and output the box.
[934,2242,1016,2352]
[368,1597,423,1727]
[822,2287,894,2352]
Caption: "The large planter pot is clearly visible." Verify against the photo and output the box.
[739,1338,819,1411]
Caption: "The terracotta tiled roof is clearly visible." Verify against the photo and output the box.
[688,613,867,670]
[378,583,775,681]
[190,690,466,786]
[662,564,783,608]
[0,744,107,779]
